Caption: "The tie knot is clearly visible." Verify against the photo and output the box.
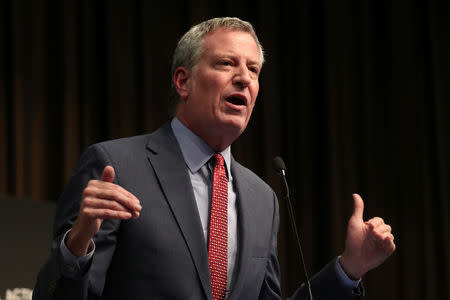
[214,153,224,167]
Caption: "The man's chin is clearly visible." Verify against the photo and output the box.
[218,117,248,136]
[198,117,249,151]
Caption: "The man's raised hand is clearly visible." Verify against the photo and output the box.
[66,166,142,257]
[339,193,396,280]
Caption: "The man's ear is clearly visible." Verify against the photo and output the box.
[173,67,191,101]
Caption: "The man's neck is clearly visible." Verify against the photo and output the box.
[175,115,239,152]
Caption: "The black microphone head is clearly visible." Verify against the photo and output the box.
[272,156,286,175]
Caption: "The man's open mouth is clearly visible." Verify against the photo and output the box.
[225,95,246,106]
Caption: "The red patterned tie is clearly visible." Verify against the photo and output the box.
[208,153,228,300]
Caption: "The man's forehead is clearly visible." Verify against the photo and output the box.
[201,28,261,64]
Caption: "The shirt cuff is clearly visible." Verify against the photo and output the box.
[59,229,95,279]
[334,257,360,289]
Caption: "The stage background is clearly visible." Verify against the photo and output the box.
[1,0,449,299]
[0,195,55,295]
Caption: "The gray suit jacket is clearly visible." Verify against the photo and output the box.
[33,122,363,300]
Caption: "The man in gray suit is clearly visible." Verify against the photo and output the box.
[33,17,395,300]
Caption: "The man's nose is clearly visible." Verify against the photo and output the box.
[232,66,251,88]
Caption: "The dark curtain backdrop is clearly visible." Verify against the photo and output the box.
[1,0,449,299]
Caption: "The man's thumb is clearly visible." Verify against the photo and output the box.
[102,166,115,183]
[352,193,365,220]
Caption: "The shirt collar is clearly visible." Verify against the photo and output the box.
[171,117,232,178]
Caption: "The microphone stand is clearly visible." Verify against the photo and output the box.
[273,157,313,300]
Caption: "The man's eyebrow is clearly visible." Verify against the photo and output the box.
[212,54,261,67]
[211,53,234,60]
[247,59,260,66]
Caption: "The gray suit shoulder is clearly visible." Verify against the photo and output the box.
[89,133,151,155]
[231,159,276,196]
[83,122,172,163]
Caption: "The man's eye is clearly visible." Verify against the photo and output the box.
[249,67,259,74]
[219,61,231,66]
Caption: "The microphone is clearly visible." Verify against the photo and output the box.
[272,156,313,300]
[272,156,286,176]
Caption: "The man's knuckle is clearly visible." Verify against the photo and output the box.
[108,190,120,199]
[83,196,92,205]
[87,179,98,186]
[109,201,121,211]
[81,207,92,217]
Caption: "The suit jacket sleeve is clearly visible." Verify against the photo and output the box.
[33,143,121,300]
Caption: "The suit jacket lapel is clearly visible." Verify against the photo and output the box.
[229,158,258,299]
[146,123,212,300]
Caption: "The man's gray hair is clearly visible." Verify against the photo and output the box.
[169,17,264,115]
